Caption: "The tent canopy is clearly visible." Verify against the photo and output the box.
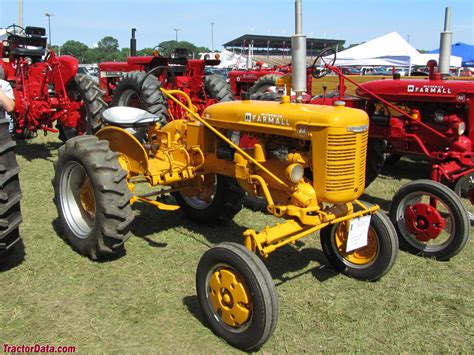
[428,42,474,66]
[329,32,461,67]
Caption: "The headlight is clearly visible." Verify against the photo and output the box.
[286,164,304,183]
[456,122,466,136]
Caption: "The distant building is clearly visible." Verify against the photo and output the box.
[223,34,344,58]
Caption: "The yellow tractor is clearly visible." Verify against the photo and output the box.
[53,87,398,350]
[52,1,398,350]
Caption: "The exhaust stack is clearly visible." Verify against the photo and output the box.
[130,28,137,57]
[291,0,307,102]
[438,7,452,76]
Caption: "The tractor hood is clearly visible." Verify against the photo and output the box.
[203,100,369,140]
[357,79,474,103]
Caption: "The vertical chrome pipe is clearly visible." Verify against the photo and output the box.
[439,7,452,76]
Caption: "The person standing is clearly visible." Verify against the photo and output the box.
[0,68,15,130]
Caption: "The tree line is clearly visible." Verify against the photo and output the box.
[52,36,210,63]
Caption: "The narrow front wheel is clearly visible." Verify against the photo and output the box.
[320,203,399,281]
[196,242,278,351]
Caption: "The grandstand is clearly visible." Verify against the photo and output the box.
[223,34,345,66]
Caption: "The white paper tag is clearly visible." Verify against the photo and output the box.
[346,215,371,252]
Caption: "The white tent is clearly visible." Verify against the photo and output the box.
[411,53,462,67]
[329,32,461,67]
[330,32,419,66]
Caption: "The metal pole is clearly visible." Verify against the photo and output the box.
[439,7,453,76]
[18,0,23,27]
[211,22,214,53]
[173,28,180,42]
[45,13,54,47]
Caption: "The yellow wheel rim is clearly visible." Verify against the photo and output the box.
[334,222,378,265]
[208,267,252,327]
[79,177,96,218]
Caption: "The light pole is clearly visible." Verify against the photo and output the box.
[211,22,214,53]
[173,28,180,43]
[45,13,54,47]
[18,0,23,27]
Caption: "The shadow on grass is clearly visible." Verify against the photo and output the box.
[0,238,25,271]
[14,139,62,162]
[132,201,340,284]
[264,245,338,286]
[182,295,207,328]
[131,202,246,247]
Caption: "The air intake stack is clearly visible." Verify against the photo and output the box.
[291,0,307,102]
[130,28,137,57]
[438,7,452,77]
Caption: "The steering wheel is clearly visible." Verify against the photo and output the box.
[311,48,337,79]
[5,24,26,37]
[152,45,166,57]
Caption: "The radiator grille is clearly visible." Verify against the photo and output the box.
[325,132,368,192]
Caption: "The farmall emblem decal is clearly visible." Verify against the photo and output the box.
[407,84,452,94]
[245,112,290,126]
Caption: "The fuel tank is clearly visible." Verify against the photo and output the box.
[203,99,369,140]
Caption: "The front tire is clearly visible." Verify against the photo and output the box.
[53,136,134,260]
[196,242,278,351]
[320,203,399,281]
[390,179,470,260]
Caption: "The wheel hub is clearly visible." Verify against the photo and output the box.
[404,203,445,242]
[79,177,96,218]
[335,223,378,265]
[208,267,251,327]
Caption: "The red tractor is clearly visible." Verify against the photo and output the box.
[98,48,233,125]
[310,49,472,260]
[227,61,315,100]
[0,25,106,141]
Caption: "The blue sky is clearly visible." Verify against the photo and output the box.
[1,0,473,51]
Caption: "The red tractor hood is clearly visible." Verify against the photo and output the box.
[357,79,474,103]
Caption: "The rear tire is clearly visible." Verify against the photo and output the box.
[111,71,169,125]
[203,75,234,102]
[173,174,244,224]
[453,173,474,224]
[320,203,399,281]
[249,74,281,95]
[365,139,387,187]
[390,179,470,260]
[0,119,22,262]
[196,242,278,351]
[53,135,134,260]
[58,74,107,142]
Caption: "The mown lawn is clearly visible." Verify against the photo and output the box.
[0,135,472,353]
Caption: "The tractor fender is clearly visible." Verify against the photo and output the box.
[96,126,149,175]
[51,55,78,89]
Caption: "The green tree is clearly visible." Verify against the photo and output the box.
[61,40,89,61]
[137,48,155,56]
[158,40,210,57]
[97,36,119,52]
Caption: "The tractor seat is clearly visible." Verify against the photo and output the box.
[102,106,160,128]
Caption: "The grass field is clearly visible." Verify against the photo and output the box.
[1,135,473,353]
